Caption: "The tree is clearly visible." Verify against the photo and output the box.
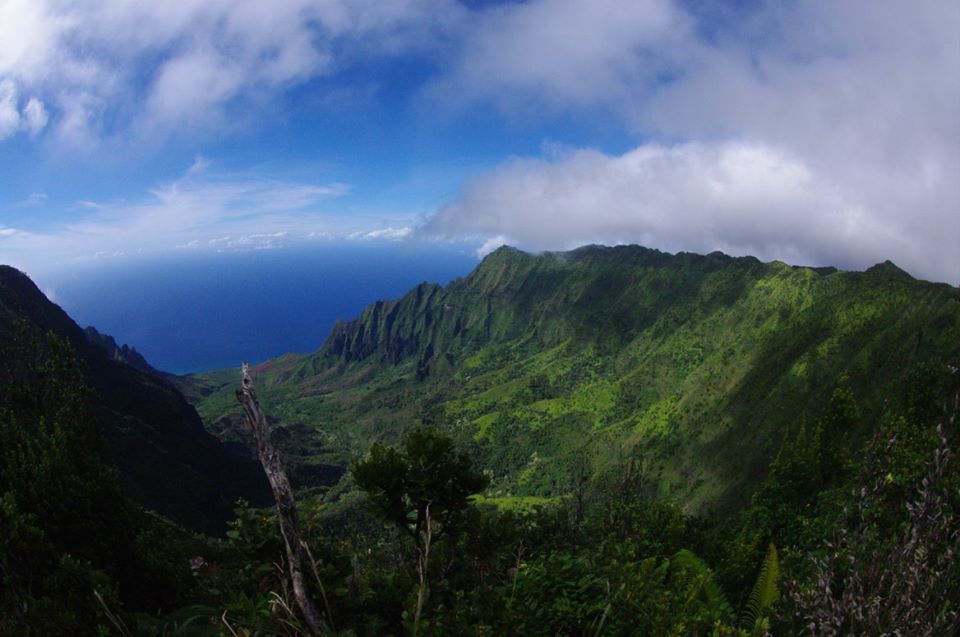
[352,427,488,635]
[352,427,489,547]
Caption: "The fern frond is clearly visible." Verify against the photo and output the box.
[672,548,733,618]
[741,542,780,628]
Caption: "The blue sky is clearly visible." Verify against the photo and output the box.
[1,0,958,283]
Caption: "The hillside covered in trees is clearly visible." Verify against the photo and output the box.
[2,246,959,635]
[192,245,960,511]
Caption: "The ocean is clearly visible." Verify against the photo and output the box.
[38,243,478,374]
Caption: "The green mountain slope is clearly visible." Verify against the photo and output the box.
[0,265,270,533]
[189,245,960,511]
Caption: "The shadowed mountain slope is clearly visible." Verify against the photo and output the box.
[0,265,269,533]
[83,325,159,375]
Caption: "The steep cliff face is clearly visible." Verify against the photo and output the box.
[319,246,958,384]
[320,247,569,373]
[319,245,806,375]
[326,282,445,366]
[0,265,270,533]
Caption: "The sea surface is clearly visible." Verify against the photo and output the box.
[39,243,478,374]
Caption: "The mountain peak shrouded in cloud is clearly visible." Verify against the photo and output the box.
[0,0,957,284]
[422,140,956,283]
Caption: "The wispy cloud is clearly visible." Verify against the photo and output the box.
[0,78,48,139]
[0,161,389,272]
[188,231,291,251]
[474,235,509,259]
[347,227,413,241]
[7,192,49,208]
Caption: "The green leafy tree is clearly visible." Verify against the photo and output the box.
[352,427,488,634]
[352,427,489,546]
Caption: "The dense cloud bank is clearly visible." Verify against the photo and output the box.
[423,1,960,283]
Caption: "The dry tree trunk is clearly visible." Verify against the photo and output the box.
[412,503,434,637]
[236,362,325,636]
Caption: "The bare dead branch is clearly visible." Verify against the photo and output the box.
[236,362,326,636]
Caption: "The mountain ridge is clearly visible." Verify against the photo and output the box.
[83,324,159,374]
[187,245,960,513]
[315,245,927,373]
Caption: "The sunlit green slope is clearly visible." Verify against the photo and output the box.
[189,245,960,511]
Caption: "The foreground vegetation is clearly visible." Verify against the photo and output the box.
[2,247,959,634]
[3,331,956,634]
[194,366,958,636]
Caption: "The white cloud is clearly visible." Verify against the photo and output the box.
[422,0,960,284]
[425,141,956,282]
[426,0,689,114]
[10,192,47,208]
[186,155,211,176]
[199,231,290,251]
[0,161,353,270]
[0,160,425,273]
[0,78,45,138]
[21,97,48,135]
[347,227,413,241]
[140,45,254,134]
[0,79,20,138]
[2,1,956,283]
[475,235,510,258]
[0,0,463,144]
[0,0,70,81]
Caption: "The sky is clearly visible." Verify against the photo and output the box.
[0,0,958,284]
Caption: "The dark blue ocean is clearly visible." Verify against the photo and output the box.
[38,243,478,374]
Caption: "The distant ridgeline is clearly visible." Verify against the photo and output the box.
[82,325,159,375]
[189,245,960,511]
[0,265,270,534]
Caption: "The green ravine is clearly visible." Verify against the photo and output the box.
[186,244,960,512]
